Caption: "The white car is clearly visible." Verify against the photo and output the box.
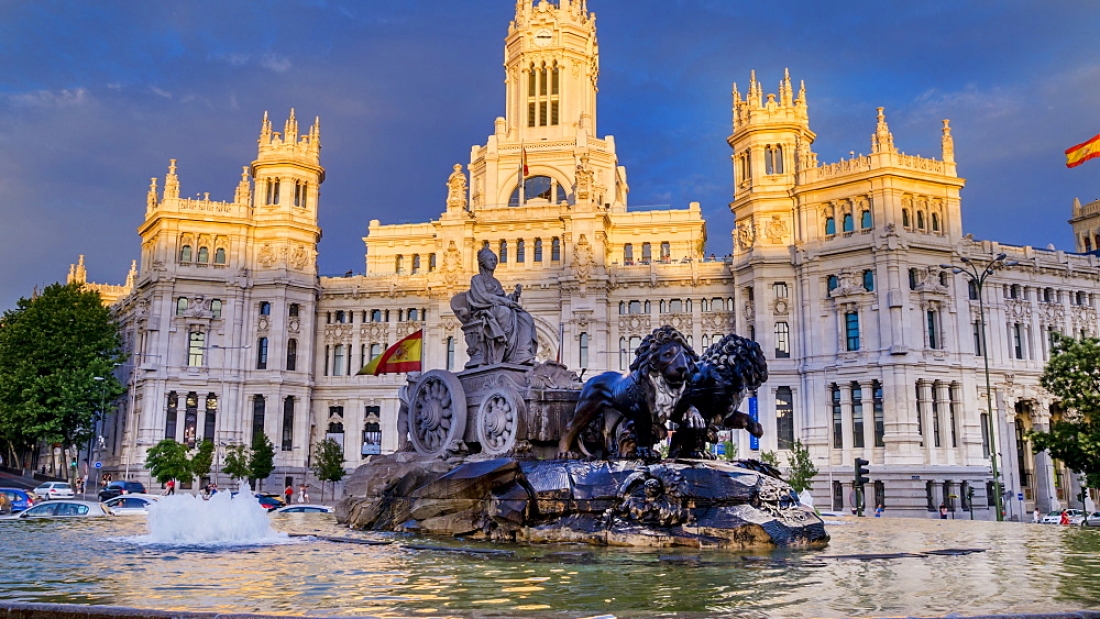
[18,500,109,519]
[273,504,333,514]
[1041,509,1083,524]
[103,494,159,515]
[33,482,75,501]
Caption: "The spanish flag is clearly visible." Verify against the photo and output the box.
[1065,134,1100,168]
[357,330,423,375]
[520,145,529,177]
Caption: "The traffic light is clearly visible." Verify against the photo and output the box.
[854,458,870,487]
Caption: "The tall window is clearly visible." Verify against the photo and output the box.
[551,237,561,261]
[871,382,888,446]
[527,63,560,127]
[774,322,790,358]
[293,180,306,207]
[825,217,836,236]
[624,243,634,265]
[927,310,940,349]
[860,210,872,229]
[968,280,979,300]
[974,321,985,356]
[395,255,404,274]
[499,240,508,264]
[203,393,217,442]
[660,242,671,262]
[429,253,436,271]
[827,275,839,292]
[980,412,991,457]
[641,243,652,264]
[363,406,382,456]
[165,392,178,441]
[1013,323,1024,359]
[862,269,874,291]
[931,387,941,448]
[210,299,222,319]
[326,406,345,451]
[845,312,860,351]
[949,385,959,448]
[266,178,279,205]
[412,255,421,274]
[251,395,266,448]
[188,330,205,367]
[579,332,589,368]
[281,396,294,451]
[333,344,345,376]
[286,338,298,371]
[197,247,209,264]
[446,337,455,371]
[832,385,843,448]
[874,480,885,509]
[774,282,788,298]
[619,337,628,371]
[214,248,226,265]
[776,386,794,449]
[852,382,865,448]
[842,213,854,233]
[534,238,543,262]
[259,302,271,316]
[176,297,188,316]
[180,245,193,263]
[832,480,844,511]
[517,239,526,263]
[256,337,268,370]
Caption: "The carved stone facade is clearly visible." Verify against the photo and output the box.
[80,0,1096,516]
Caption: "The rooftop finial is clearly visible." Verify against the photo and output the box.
[872,107,895,154]
[941,119,955,164]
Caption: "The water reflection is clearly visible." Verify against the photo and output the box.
[1,514,1098,618]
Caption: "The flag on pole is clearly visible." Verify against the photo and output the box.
[1065,133,1100,168]
[520,145,529,177]
[357,330,423,375]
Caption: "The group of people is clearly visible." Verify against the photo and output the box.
[283,483,310,504]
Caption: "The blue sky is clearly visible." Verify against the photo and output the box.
[2,1,1099,310]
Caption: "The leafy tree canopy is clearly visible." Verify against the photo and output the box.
[311,438,345,501]
[249,434,275,489]
[222,444,251,482]
[0,283,125,452]
[1032,334,1100,488]
[145,439,192,484]
[190,440,214,479]
[785,439,818,493]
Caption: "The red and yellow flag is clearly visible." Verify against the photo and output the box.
[1065,134,1100,168]
[520,145,529,177]
[357,330,422,375]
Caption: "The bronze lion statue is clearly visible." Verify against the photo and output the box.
[558,326,698,461]
[669,333,769,459]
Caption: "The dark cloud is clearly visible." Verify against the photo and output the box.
[2,0,1099,309]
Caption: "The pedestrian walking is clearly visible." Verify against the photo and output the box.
[939,503,948,519]
[165,479,175,496]
[1033,508,1041,523]
[284,485,294,505]
[302,484,310,503]
[1059,509,1070,525]
[875,504,884,518]
[298,484,307,503]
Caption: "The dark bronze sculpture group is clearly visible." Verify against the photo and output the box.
[338,250,828,549]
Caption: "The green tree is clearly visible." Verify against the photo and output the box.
[190,440,214,481]
[1030,334,1100,488]
[785,439,818,493]
[145,439,192,485]
[249,434,276,491]
[0,283,125,474]
[311,438,345,502]
[222,444,251,485]
[758,449,780,468]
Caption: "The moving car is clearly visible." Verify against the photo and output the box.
[1041,509,1083,524]
[98,480,147,502]
[103,494,158,516]
[17,500,109,519]
[33,482,75,501]
[273,504,333,514]
[0,488,35,513]
[1080,511,1100,527]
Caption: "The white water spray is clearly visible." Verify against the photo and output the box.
[142,484,289,545]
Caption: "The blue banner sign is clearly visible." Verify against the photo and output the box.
[749,396,759,451]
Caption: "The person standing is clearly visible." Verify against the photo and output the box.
[1033,508,1041,523]
[165,479,175,496]
[284,485,294,505]
[1059,509,1070,525]
[298,484,307,503]
[875,504,884,518]
[939,503,948,519]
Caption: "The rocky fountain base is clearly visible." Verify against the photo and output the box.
[336,453,828,550]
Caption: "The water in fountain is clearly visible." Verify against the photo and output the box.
[141,484,289,546]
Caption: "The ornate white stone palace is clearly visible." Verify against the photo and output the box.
[72,0,1097,518]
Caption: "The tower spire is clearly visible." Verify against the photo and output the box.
[941,119,955,163]
[164,159,180,199]
[780,68,793,106]
[285,108,298,143]
[871,107,895,154]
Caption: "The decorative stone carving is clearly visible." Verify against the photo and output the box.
[440,241,463,288]
[446,164,468,211]
[450,247,539,367]
[736,218,755,249]
[258,243,276,268]
[575,154,594,201]
[764,215,787,244]
[290,244,308,270]
[571,234,594,284]
[829,270,868,298]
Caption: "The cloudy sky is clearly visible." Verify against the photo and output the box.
[2,1,1098,311]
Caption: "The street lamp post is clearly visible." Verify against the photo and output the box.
[941,253,1017,522]
[90,376,107,499]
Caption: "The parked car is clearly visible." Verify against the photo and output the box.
[255,495,283,511]
[98,480,147,502]
[0,488,35,513]
[33,482,75,501]
[103,494,158,516]
[257,493,287,507]
[273,504,333,514]
[1041,509,1084,524]
[1080,511,1100,527]
[18,500,110,519]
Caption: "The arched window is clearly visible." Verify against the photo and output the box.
[842,213,854,233]
[214,248,226,265]
[765,145,775,175]
[551,237,561,261]
[180,245,192,263]
[860,210,872,229]
[619,301,626,315]
[510,176,562,206]
[825,217,836,236]
[932,213,941,232]
[197,247,209,263]
[176,297,188,316]
[917,211,926,229]
[902,209,911,227]
[210,299,223,319]
[534,238,543,262]
[774,322,790,358]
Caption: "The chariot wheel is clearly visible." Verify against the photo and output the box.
[408,370,467,457]
[475,387,526,456]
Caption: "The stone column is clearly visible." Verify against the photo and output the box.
[917,379,934,463]
[861,380,877,458]
[1030,402,1058,512]
[840,382,854,462]
[934,380,952,465]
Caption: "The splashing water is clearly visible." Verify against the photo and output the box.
[141,484,289,546]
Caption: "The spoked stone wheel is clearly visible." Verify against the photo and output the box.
[475,387,526,456]
[409,370,467,457]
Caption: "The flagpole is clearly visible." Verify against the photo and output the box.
[519,144,526,206]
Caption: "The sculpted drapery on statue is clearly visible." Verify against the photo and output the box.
[450,247,539,367]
